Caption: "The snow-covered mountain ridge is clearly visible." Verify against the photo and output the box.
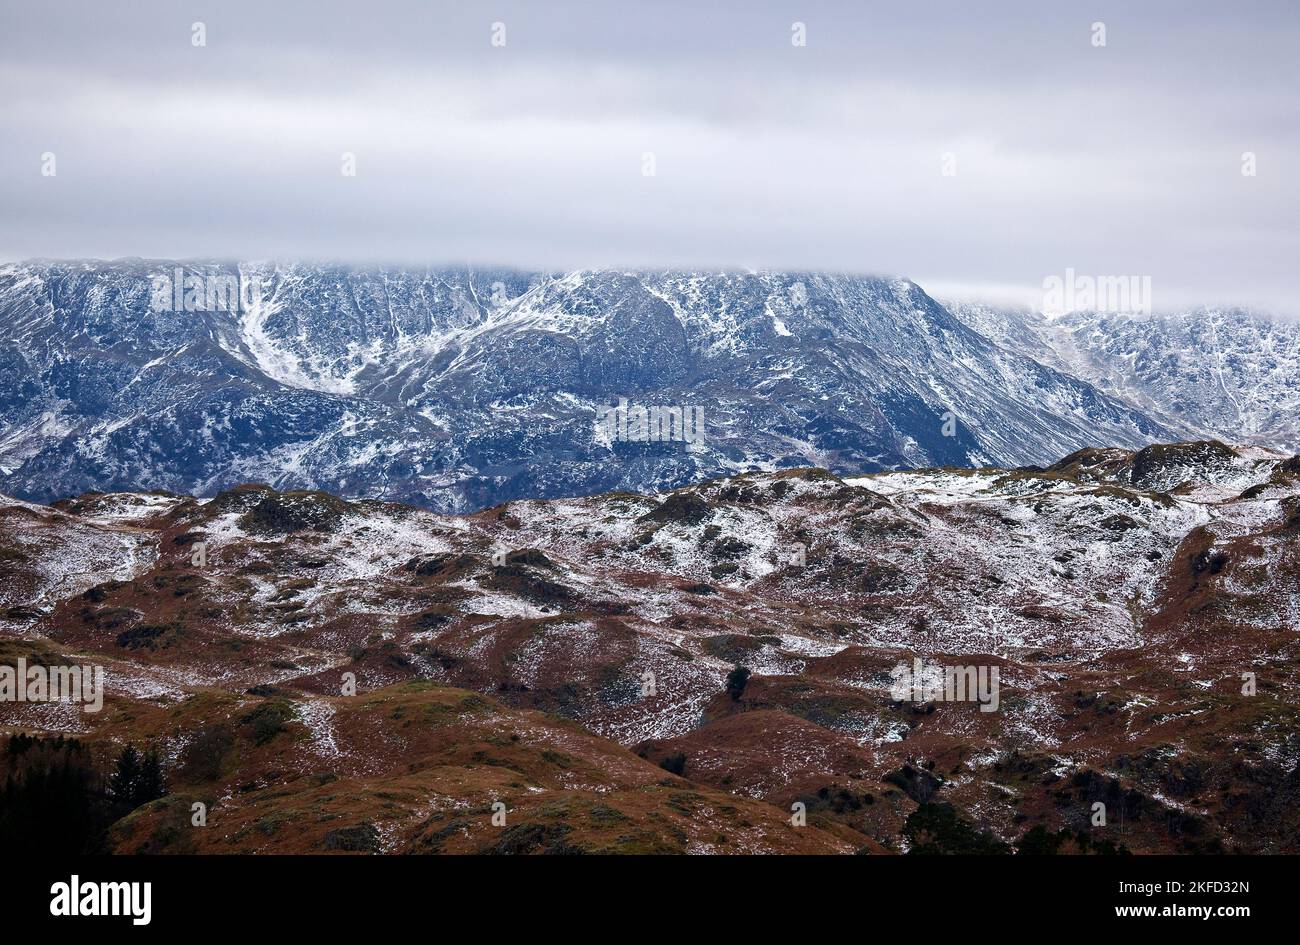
[945,300,1300,454]
[0,259,1284,510]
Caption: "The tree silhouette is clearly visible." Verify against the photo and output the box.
[0,735,110,854]
[108,743,167,809]
[725,666,751,701]
[137,747,166,804]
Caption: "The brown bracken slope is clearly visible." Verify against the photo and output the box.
[2,440,1298,853]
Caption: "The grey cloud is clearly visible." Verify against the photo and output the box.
[1,0,1297,313]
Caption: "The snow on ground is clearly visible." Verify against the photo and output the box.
[296,699,344,761]
[849,470,1002,503]
[71,493,186,525]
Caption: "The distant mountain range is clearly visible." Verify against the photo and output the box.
[945,300,1300,454]
[1,259,1294,510]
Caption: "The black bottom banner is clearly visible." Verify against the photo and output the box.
[9,853,1276,932]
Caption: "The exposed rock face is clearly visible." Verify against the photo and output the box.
[947,300,1300,454]
[1,260,1184,511]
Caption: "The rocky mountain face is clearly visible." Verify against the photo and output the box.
[3,441,1298,853]
[946,301,1300,454]
[0,260,1182,512]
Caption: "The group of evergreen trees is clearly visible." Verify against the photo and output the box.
[0,734,168,854]
[107,744,167,809]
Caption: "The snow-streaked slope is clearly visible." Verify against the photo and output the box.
[0,261,1187,510]
[946,300,1300,453]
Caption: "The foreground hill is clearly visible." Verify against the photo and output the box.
[3,440,1299,853]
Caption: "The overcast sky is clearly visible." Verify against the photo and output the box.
[1,0,1297,313]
